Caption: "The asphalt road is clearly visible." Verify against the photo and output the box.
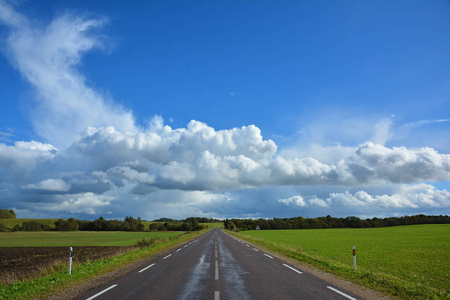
[76,228,364,300]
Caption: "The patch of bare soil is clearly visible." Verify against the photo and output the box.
[0,246,133,284]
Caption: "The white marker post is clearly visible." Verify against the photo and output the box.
[69,247,73,275]
[353,246,356,271]
[256,225,260,239]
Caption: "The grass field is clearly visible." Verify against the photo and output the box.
[202,222,223,228]
[238,225,449,299]
[0,231,185,247]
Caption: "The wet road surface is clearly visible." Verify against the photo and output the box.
[76,228,364,300]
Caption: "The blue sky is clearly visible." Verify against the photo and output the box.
[0,0,449,220]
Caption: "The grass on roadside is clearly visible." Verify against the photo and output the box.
[0,230,206,300]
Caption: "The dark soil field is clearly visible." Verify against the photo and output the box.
[0,246,133,284]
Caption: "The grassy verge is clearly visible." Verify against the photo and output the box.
[230,225,449,300]
[0,230,206,300]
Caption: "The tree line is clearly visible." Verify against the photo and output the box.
[223,214,450,231]
[1,216,209,232]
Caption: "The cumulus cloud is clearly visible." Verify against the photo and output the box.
[274,183,449,213]
[50,193,114,215]
[325,184,450,209]
[1,3,449,219]
[352,142,450,184]
[278,195,306,207]
[0,140,57,172]
[22,179,71,192]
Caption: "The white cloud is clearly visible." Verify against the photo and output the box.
[22,179,71,192]
[49,193,114,215]
[0,140,57,171]
[108,166,155,184]
[324,184,450,209]
[278,195,306,207]
[309,198,330,208]
[353,142,450,183]
[0,3,136,149]
[1,4,449,219]
[372,118,393,145]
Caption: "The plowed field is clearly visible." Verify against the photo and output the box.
[0,246,132,284]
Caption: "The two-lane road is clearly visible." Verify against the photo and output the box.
[76,229,363,300]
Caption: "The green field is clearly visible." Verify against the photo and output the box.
[202,222,223,228]
[0,231,185,247]
[238,225,449,299]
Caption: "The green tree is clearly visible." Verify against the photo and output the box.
[22,221,43,231]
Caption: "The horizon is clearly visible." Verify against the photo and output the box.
[0,1,449,220]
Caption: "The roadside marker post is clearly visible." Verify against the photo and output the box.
[69,247,73,275]
[353,246,356,271]
[256,225,260,239]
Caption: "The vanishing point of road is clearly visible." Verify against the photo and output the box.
[76,228,363,300]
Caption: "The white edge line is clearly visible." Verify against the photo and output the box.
[138,263,155,273]
[252,248,259,252]
[263,253,274,259]
[163,254,172,259]
[86,284,118,300]
[176,248,182,252]
[326,286,357,300]
[282,263,303,274]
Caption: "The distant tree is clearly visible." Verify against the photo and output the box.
[0,209,16,219]
[55,218,79,231]
[11,224,21,232]
[0,223,10,232]
[22,221,43,231]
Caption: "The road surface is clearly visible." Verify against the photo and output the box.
[76,228,363,300]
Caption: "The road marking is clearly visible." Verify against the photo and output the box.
[138,263,155,273]
[326,286,357,300]
[86,284,118,300]
[163,254,172,259]
[252,248,259,252]
[282,263,303,274]
[184,244,188,248]
[214,291,220,300]
[176,248,182,252]
[263,253,274,259]
[215,250,218,258]
[215,260,219,280]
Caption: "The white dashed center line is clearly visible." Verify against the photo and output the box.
[282,263,303,274]
[215,260,219,280]
[138,263,155,273]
